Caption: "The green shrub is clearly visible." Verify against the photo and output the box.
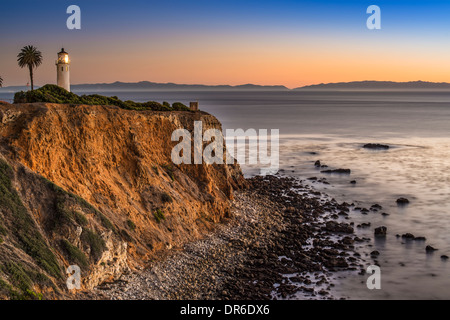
[73,210,88,226]
[14,84,193,112]
[60,240,88,268]
[153,209,165,223]
[81,229,106,260]
[41,176,116,234]
[0,267,45,300]
[97,212,115,232]
[171,102,190,111]
[0,160,61,279]
[3,262,33,291]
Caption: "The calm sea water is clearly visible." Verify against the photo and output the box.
[2,90,449,299]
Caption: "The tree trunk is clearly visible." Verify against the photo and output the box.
[28,64,34,91]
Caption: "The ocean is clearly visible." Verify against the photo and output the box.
[2,89,449,299]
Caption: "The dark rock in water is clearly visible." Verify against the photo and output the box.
[426,245,438,252]
[357,222,371,228]
[360,208,369,214]
[323,221,354,234]
[374,226,387,236]
[402,233,415,239]
[318,289,329,296]
[314,160,321,167]
[396,198,410,205]
[309,152,318,155]
[342,236,354,245]
[321,169,351,174]
[363,143,390,150]
[381,212,390,216]
[441,255,449,260]
[350,180,357,184]
[414,236,426,241]
[370,250,380,256]
[324,257,349,268]
[371,204,383,210]
[307,177,318,181]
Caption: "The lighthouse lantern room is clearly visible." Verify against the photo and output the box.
[56,48,70,92]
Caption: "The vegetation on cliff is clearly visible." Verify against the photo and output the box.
[13,84,191,111]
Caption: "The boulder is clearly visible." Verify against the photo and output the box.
[396,198,410,205]
[321,169,351,174]
[374,226,387,236]
[363,143,389,150]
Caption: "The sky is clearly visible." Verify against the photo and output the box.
[2,0,450,88]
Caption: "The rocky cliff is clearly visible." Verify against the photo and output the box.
[0,102,245,299]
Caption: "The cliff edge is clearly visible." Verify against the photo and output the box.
[0,103,245,299]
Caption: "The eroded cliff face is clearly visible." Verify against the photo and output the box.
[0,103,245,299]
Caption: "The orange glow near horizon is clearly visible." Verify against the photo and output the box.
[3,31,450,88]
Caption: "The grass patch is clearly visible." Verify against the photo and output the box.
[1,262,45,300]
[73,210,88,226]
[0,160,61,279]
[3,262,33,291]
[97,212,115,232]
[162,164,175,181]
[80,229,106,260]
[50,194,87,229]
[60,240,88,268]
[41,177,114,232]
[153,209,165,223]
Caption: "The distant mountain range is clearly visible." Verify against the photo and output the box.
[71,81,289,92]
[3,80,450,93]
[296,80,450,90]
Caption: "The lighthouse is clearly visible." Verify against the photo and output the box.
[56,48,70,92]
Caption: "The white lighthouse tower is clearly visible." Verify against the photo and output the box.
[56,48,70,92]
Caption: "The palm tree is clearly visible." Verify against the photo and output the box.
[17,45,43,90]
[0,75,3,87]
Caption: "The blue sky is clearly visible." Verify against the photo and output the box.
[2,0,450,87]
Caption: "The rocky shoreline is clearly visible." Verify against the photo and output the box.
[86,176,369,300]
